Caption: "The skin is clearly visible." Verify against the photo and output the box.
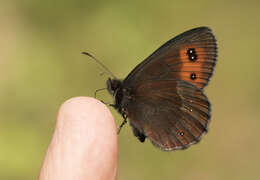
[38,97,118,180]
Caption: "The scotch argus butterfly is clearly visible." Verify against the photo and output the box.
[84,27,217,151]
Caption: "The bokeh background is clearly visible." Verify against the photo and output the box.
[1,0,260,179]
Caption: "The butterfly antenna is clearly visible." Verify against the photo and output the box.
[82,52,116,79]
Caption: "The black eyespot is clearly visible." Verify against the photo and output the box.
[190,73,196,80]
[187,48,195,54]
[180,132,184,136]
[187,48,197,61]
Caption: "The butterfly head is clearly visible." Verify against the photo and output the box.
[106,78,122,96]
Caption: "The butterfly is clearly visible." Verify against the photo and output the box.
[84,27,217,151]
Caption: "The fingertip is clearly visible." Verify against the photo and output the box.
[39,97,118,180]
[59,96,116,136]
[60,96,112,120]
[58,96,118,153]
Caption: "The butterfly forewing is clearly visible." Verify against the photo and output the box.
[124,27,217,89]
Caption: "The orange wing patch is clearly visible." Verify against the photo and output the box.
[165,44,217,89]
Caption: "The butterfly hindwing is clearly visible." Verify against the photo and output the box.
[127,80,210,151]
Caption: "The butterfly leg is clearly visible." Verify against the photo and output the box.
[94,88,114,105]
[100,100,115,107]
[94,88,107,98]
[117,115,127,134]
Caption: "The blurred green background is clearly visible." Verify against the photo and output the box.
[1,0,260,179]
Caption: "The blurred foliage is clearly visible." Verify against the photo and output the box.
[0,0,260,179]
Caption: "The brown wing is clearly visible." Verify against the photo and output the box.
[124,27,217,89]
[127,80,210,151]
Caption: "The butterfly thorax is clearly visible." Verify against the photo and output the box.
[106,78,132,118]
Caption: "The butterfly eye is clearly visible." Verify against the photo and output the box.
[186,48,197,62]
[190,73,197,80]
